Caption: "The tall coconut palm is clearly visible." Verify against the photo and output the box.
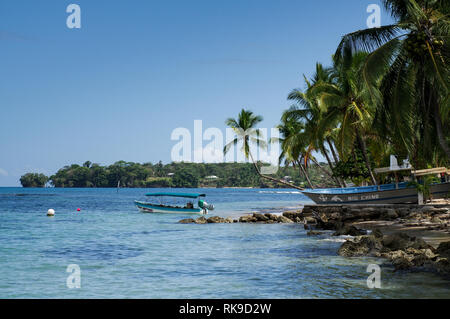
[224,109,304,190]
[286,63,346,187]
[272,114,315,188]
[312,51,379,185]
[335,0,449,164]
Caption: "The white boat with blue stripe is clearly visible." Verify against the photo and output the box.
[134,192,214,214]
[303,165,450,205]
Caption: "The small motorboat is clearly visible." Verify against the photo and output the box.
[134,192,214,214]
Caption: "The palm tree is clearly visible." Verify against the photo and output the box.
[335,0,449,164]
[224,109,304,190]
[272,114,314,188]
[286,63,346,187]
[312,51,379,185]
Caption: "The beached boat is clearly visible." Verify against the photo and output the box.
[134,192,214,214]
[302,181,450,204]
[303,164,450,205]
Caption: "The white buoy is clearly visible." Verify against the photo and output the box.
[47,209,55,217]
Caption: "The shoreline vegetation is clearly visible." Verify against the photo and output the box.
[19,161,337,189]
[222,1,448,191]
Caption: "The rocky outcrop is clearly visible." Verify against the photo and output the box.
[277,215,294,224]
[381,233,433,251]
[436,241,450,258]
[282,211,304,221]
[338,230,450,275]
[178,216,234,224]
[238,213,296,224]
[338,234,383,257]
[195,216,207,224]
[207,216,226,223]
[300,204,449,227]
[180,213,297,224]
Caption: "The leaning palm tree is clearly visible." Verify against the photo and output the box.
[272,114,315,188]
[335,0,449,164]
[224,109,304,190]
[286,63,346,187]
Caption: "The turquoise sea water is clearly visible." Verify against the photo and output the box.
[0,187,449,299]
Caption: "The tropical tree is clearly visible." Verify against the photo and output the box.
[311,51,379,185]
[335,0,449,166]
[272,114,314,188]
[286,63,346,187]
[20,173,49,188]
[223,109,305,190]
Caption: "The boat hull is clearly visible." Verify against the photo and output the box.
[134,201,206,214]
[303,182,450,205]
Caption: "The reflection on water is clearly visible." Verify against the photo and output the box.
[0,187,449,298]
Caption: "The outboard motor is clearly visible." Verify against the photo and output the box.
[198,200,215,214]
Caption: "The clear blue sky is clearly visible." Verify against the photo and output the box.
[0,0,394,186]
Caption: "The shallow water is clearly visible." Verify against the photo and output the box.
[0,187,449,298]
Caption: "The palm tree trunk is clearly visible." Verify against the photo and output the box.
[320,145,343,187]
[326,138,340,164]
[356,134,377,185]
[433,101,450,162]
[247,151,305,190]
[310,157,333,178]
[326,138,347,187]
[297,160,314,189]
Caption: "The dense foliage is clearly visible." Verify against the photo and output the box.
[263,0,449,187]
[20,161,335,188]
[19,173,49,188]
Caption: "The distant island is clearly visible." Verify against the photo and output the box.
[20,161,336,188]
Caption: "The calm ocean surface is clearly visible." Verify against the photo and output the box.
[0,187,449,298]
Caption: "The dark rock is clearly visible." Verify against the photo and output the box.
[239,215,256,223]
[436,241,450,258]
[282,211,303,221]
[265,213,279,221]
[253,213,269,222]
[195,216,207,224]
[381,209,399,220]
[316,219,342,231]
[179,218,195,224]
[410,249,437,267]
[207,216,226,223]
[333,224,367,237]
[372,228,384,239]
[396,208,410,218]
[277,215,294,224]
[434,257,450,274]
[304,217,317,224]
[307,231,323,236]
[382,233,433,251]
[392,255,414,270]
[338,235,383,257]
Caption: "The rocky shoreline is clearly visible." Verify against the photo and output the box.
[179,204,450,277]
